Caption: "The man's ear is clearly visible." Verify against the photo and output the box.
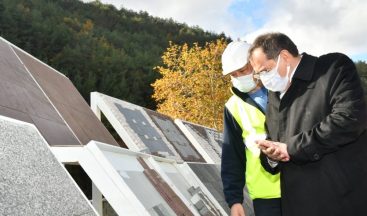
[280,50,292,62]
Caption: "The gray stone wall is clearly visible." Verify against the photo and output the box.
[0,117,97,216]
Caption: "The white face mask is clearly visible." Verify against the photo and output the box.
[231,73,257,93]
[260,55,290,92]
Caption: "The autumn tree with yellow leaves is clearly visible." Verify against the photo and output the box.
[152,39,232,130]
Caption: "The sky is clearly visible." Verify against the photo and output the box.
[84,0,367,62]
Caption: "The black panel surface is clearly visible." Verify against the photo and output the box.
[184,122,223,152]
[188,163,229,213]
[188,163,255,216]
[115,103,174,157]
[189,123,223,147]
[0,39,80,145]
[13,45,118,146]
[145,109,205,162]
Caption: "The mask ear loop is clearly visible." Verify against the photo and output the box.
[286,64,291,77]
[284,64,292,92]
[274,54,281,71]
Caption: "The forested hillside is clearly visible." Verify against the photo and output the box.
[0,0,366,121]
[0,0,226,109]
[356,61,367,101]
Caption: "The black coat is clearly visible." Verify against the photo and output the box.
[261,53,367,216]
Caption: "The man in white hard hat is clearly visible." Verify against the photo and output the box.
[221,41,281,216]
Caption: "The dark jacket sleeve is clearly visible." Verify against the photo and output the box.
[221,107,247,208]
[288,54,367,163]
[259,121,281,174]
[259,152,280,174]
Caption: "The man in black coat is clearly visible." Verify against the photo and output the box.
[248,32,367,216]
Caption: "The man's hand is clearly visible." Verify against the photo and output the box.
[231,203,246,216]
[256,140,290,162]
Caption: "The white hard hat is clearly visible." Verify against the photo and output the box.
[221,41,251,76]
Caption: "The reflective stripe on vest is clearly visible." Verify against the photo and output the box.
[225,95,280,200]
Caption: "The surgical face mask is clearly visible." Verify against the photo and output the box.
[259,55,290,92]
[231,73,257,93]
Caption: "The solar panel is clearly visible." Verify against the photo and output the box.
[90,142,192,215]
[176,119,223,164]
[0,37,118,146]
[12,43,118,146]
[121,171,175,215]
[0,38,80,146]
[145,109,205,162]
[115,104,174,157]
[154,160,224,215]
[0,116,97,215]
[187,163,227,211]
[188,163,255,216]
[91,92,183,161]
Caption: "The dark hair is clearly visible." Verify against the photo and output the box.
[249,32,299,60]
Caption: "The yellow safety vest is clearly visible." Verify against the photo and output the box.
[225,94,280,200]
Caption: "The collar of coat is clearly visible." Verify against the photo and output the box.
[292,53,318,81]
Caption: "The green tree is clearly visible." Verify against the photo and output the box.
[355,60,367,100]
